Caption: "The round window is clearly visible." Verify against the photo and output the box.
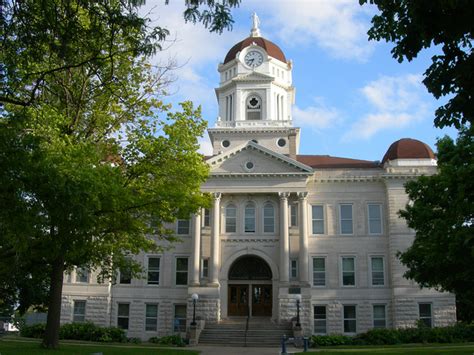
[245,161,254,170]
[251,139,258,144]
[222,140,230,148]
[277,138,286,147]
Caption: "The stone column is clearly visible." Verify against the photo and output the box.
[298,192,309,286]
[190,212,201,286]
[279,192,290,283]
[210,192,221,286]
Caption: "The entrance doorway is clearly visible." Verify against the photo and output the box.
[227,255,273,317]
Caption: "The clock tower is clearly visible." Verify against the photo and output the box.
[208,14,299,158]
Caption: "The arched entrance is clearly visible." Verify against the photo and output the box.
[227,255,272,317]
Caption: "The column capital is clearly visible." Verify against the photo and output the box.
[298,192,308,200]
[212,192,222,201]
[278,192,290,200]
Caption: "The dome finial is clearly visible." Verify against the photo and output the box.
[250,12,261,37]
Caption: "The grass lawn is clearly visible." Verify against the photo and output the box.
[306,343,474,354]
[0,339,199,355]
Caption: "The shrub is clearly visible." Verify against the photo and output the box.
[127,337,142,344]
[311,322,474,347]
[311,334,353,346]
[354,328,401,345]
[19,323,45,338]
[149,334,185,347]
[20,321,126,343]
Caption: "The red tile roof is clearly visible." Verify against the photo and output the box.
[224,37,287,64]
[296,155,380,169]
[382,138,435,163]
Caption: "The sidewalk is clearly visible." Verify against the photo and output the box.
[189,345,308,355]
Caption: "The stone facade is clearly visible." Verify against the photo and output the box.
[60,19,456,340]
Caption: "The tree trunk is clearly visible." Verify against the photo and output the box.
[42,257,65,349]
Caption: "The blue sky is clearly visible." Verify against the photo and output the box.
[146,0,457,161]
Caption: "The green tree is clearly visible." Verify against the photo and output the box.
[0,0,239,349]
[360,0,474,129]
[361,1,474,320]
[399,129,474,320]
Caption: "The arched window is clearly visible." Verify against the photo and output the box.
[244,202,256,233]
[226,204,237,233]
[263,202,275,233]
[246,95,261,121]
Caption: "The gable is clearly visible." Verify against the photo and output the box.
[207,142,312,176]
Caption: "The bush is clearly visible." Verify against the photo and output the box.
[311,322,474,347]
[19,323,45,338]
[311,334,353,346]
[127,337,142,344]
[21,321,126,343]
[149,334,185,347]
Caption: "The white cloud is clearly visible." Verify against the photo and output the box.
[243,0,375,61]
[343,74,430,141]
[198,136,213,156]
[293,97,342,131]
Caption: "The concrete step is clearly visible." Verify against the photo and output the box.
[199,317,293,347]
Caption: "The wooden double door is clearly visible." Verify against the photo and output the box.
[228,284,272,317]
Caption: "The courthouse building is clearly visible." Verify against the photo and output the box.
[60,18,456,340]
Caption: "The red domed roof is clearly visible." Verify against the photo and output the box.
[224,36,287,64]
[382,138,435,163]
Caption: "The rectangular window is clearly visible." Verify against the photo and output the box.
[343,305,357,333]
[147,257,160,285]
[419,303,432,328]
[76,268,89,283]
[203,209,210,227]
[174,305,187,332]
[312,257,326,286]
[371,257,385,286]
[290,204,298,227]
[290,259,298,279]
[245,204,256,233]
[145,304,158,331]
[175,257,189,286]
[226,205,237,233]
[342,257,355,286]
[340,204,353,234]
[119,261,132,284]
[73,300,86,323]
[368,204,382,234]
[117,303,130,330]
[263,203,275,233]
[201,258,209,278]
[373,305,386,328]
[312,205,324,234]
[177,219,190,235]
[313,306,327,334]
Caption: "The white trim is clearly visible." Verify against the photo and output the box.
[372,303,387,329]
[311,255,327,288]
[311,204,325,235]
[367,203,383,235]
[262,200,276,234]
[174,256,190,287]
[340,255,356,287]
[342,304,357,334]
[369,255,386,287]
[339,203,354,235]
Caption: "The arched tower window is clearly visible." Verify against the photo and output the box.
[226,204,237,233]
[246,95,262,121]
[244,202,256,233]
[263,202,275,233]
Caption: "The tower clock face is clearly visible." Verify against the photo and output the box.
[244,50,264,68]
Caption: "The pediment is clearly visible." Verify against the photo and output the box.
[233,72,274,82]
[207,141,313,176]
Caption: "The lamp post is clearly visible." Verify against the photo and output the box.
[191,293,199,326]
[295,294,302,328]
